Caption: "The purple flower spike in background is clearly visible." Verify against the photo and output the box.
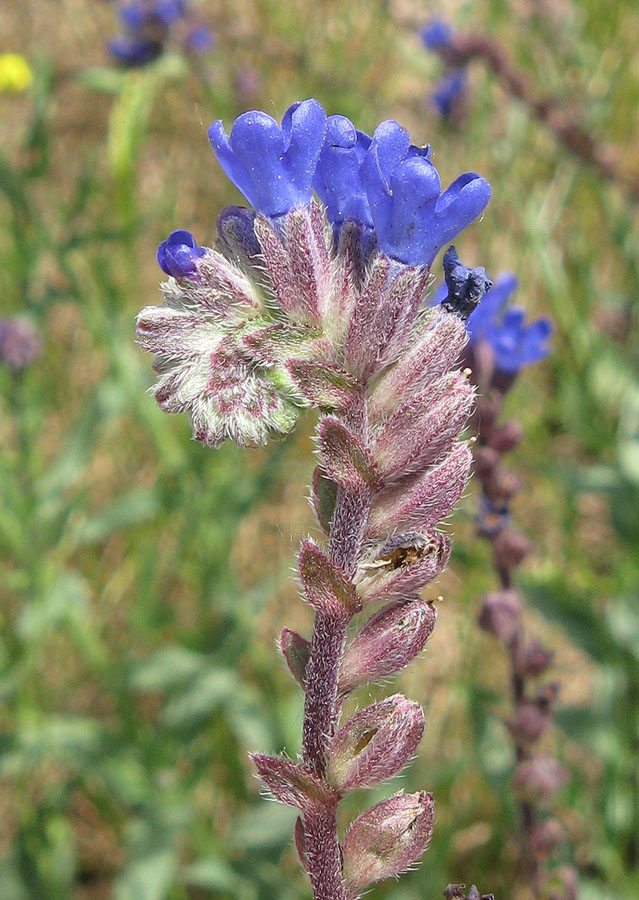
[467,274,553,373]
[157,229,206,279]
[208,100,327,217]
[0,317,41,373]
[313,115,373,228]
[431,69,468,119]
[363,121,491,266]
[420,19,454,50]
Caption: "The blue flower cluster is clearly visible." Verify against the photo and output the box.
[430,69,467,119]
[419,20,454,50]
[434,271,552,373]
[108,0,214,67]
[206,99,491,268]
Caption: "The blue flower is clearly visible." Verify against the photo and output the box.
[430,69,467,118]
[108,35,162,67]
[313,115,373,227]
[419,20,454,50]
[467,274,553,372]
[208,100,327,218]
[157,230,206,278]
[185,26,215,53]
[362,120,491,266]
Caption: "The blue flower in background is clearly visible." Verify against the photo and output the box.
[208,100,327,218]
[419,19,454,50]
[430,69,467,118]
[433,271,552,373]
[108,0,213,67]
[157,230,206,278]
[470,274,552,373]
[362,120,491,266]
[313,115,373,228]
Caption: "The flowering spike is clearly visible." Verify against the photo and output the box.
[367,443,472,536]
[208,100,327,217]
[326,694,424,792]
[340,601,437,695]
[298,540,361,616]
[343,790,435,895]
[251,754,338,812]
[280,628,311,689]
[354,532,451,605]
[318,416,379,491]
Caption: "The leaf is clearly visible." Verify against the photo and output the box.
[130,646,207,692]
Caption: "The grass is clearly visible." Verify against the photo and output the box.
[1,0,638,898]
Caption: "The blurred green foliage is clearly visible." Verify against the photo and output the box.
[1,1,638,898]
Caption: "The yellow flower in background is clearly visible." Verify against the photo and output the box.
[0,54,33,93]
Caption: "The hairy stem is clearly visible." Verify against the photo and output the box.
[301,399,370,899]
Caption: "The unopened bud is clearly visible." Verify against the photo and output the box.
[355,531,450,605]
[340,600,437,694]
[513,754,568,803]
[0,317,41,372]
[367,443,472,537]
[488,420,523,453]
[473,446,499,478]
[478,590,522,643]
[343,790,435,895]
[493,527,531,570]
[510,699,553,744]
[529,818,565,858]
[327,694,424,792]
[515,639,554,678]
[216,204,261,263]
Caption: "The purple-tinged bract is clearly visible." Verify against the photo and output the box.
[208,100,327,217]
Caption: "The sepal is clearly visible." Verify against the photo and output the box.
[342,790,435,896]
[298,539,361,616]
[318,416,379,491]
[326,694,424,791]
[279,628,310,688]
[288,360,361,410]
[311,468,338,533]
[251,754,338,812]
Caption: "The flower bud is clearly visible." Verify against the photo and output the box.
[529,818,565,858]
[343,790,435,895]
[251,754,337,813]
[319,415,379,491]
[0,317,41,372]
[513,754,568,803]
[492,528,531,570]
[355,531,450,605]
[478,590,522,643]
[484,466,521,505]
[368,309,467,418]
[515,639,554,678]
[327,694,424,792]
[372,373,474,482]
[340,601,437,694]
[367,443,472,537]
[472,445,499,478]
[510,700,552,745]
[279,629,310,688]
[216,204,262,263]
[488,419,523,453]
